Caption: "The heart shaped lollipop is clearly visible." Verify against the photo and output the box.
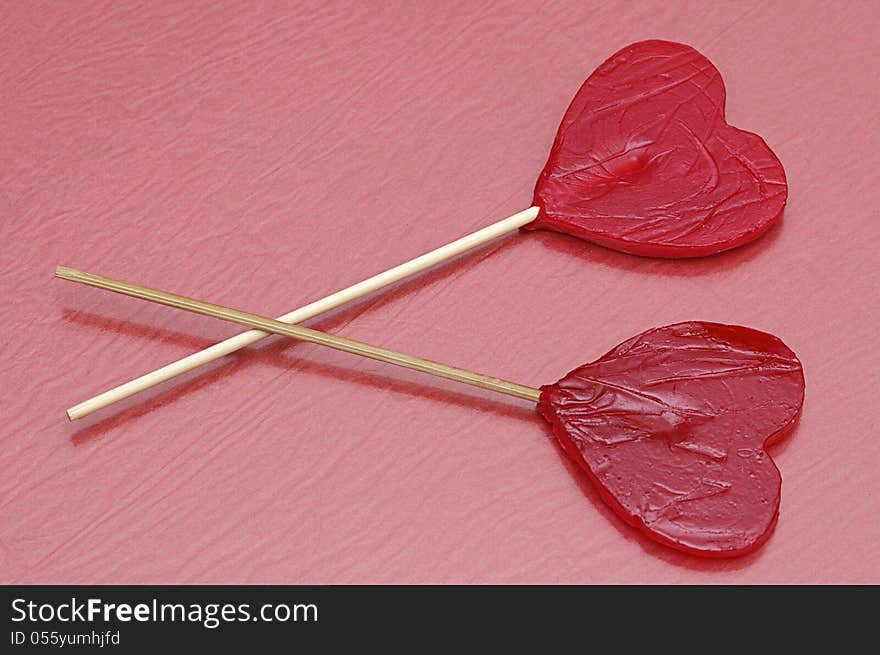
[66,40,788,419]
[530,40,787,257]
[59,267,805,556]
[539,321,804,556]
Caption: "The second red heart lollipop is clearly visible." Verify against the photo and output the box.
[59,266,805,557]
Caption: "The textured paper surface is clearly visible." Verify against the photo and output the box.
[1,1,878,583]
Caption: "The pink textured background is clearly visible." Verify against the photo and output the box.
[2,1,878,584]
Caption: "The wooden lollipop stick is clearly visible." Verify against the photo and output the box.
[64,207,540,420]
[56,266,542,419]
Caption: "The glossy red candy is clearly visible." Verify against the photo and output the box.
[529,40,787,258]
[538,322,804,557]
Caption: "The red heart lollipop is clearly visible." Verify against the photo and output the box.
[60,267,805,556]
[539,321,804,556]
[67,41,790,418]
[529,40,787,257]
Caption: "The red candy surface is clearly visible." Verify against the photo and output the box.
[529,40,787,258]
[538,322,804,557]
